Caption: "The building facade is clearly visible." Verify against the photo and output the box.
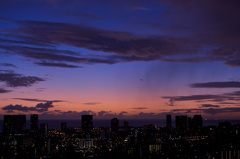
[111,118,119,132]
[176,115,187,131]
[30,114,38,132]
[166,114,172,129]
[82,115,93,132]
[3,115,26,135]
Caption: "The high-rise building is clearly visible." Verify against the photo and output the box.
[111,118,119,132]
[40,123,48,135]
[193,115,202,130]
[61,122,67,132]
[188,117,194,129]
[124,120,129,130]
[176,115,187,131]
[30,114,38,132]
[3,115,26,135]
[166,114,172,129]
[82,115,93,132]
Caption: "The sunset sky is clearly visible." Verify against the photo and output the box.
[1,0,240,120]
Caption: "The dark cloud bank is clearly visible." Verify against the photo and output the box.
[2,102,54,113]
[1,0,240,69]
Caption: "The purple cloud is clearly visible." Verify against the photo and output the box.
[171,107,240,115]
[36,102,54,109]
[98,111,111,117]
[201,104,220,108]
[0,63,17,68]
[163,90,240,106]
[190,81,240,88]
[0,88,11,93]
[0,1,239,68]
[83,102,101,105]
[2,101,57,113]
[0,70,45,87]
[130,107,148,110]
[13,98,63,102]
[35,61,83,68]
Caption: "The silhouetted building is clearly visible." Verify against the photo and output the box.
[111,118,119,131]
[82,115,93,132]
[61,122,67,132]
[188,117,194,129]
[30,114,38,132]
[40,123,48,135]
[219,121,231,129]
[193,115,202,130]
[124,120,129,130]
[166,114,172,129]
[3,115,26,135]
[176,115,187,131]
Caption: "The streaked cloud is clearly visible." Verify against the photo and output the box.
[0,88,11,93]
[69,13,103,20]
[12,98,64,102]
[171,107,240,115]
[35,61,83,68]
[83,102,101,105]
[130,107,148,110]
[163,91,240,106]
[201,104,220,108]
[0,63,17,68]
[190,81,240,88]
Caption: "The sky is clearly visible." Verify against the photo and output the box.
[1,0,240,120]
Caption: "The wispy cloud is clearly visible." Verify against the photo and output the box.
[0,63,17,68]
[83,102,101,105]
[0,19,196,68]
[12,98,64,102]
[35,61,83,68]
[163,94,225,103]
[0,88,11,93]
[163,91,240,106]
[69,13,103,20]
[190,81,240,88]
[130,107,148,110]
[40,110,96,119]
[171,107,240,115]
[133,6,149,11]
[201,104,220,108]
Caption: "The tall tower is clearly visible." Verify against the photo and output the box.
[40,123,48,135]
[111,118,119,132]
[3,115,26,135]
[61,122,67,132]
[30,114,38,132]
[81,115,93,132]
[193,115,202,130]
[176,115,187,131]
[124,120,129,130]
[188,117,194,129]
[166,114,172,129]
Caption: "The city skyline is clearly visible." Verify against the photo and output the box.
[1,0,240,120]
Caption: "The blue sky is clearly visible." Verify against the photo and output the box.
[1,0,240,120]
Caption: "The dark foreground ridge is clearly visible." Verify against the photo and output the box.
[1,114,240,159]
